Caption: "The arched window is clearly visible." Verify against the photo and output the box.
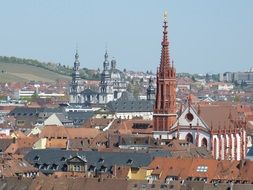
[201,138,208,147]
[186,133,193,143]
[114,91,118,99]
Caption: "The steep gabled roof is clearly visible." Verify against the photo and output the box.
[198,104,242,131]
[172,105,209,130]
[39,125,101,140]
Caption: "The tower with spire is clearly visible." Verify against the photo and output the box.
[98,50,127,104]
[98,51,114,104]
[147,77,155,101]
[153,12,177,132]
[69,50,83,103]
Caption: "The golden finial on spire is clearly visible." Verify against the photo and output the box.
[164,11,168,22]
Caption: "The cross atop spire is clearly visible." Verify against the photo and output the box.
[164,11,168,22]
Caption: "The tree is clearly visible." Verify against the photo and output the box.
[234,95,240,102]
[133,86,140,98]
[31,92,39,102]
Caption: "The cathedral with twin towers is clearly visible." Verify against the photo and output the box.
[69,49,128,105]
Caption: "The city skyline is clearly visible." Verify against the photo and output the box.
[0,0,253,74]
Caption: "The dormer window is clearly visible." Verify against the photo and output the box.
[60,157,67,161]
[41,163,49,170]
[50,164,58,170]
[98,158,104,164]
[127,159,133,165]
[196,166,208,173]
[89,165,96,172]
[34,155,40,161]
[100,165,107,172]
[34,163,41,168]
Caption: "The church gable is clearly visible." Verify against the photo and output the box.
[67,156,87,163]
[172,106,209,130]
[96,105,115,114]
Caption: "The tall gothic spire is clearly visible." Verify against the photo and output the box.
[160,11,170,70]
[153,11,177,132]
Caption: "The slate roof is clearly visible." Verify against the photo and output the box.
[9,107,62,117]
[107,100,154,113]
[24,149,171,174]
[118,91,135,101]
[9,106,94,126]
[67,111,94,125]
[54,113,73,124]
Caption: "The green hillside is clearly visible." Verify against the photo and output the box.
[0,56,100,83]
[0,62,71,83]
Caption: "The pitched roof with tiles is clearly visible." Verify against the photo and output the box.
[148,157,241,182]
[39,125,101,140]
[108,119,153,135]
[66,127,101,139]
[67,138,90,151]
[82,118,112,129]
[4,137,39,154]
[0,156,38,177]
[46,139,68,149]
[197,104,245,131]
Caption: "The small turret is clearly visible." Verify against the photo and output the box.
[103,51,109,71]
[147,77,155,101]
[111,58,116,70]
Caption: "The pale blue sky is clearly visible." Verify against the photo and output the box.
[0,1,252,73]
